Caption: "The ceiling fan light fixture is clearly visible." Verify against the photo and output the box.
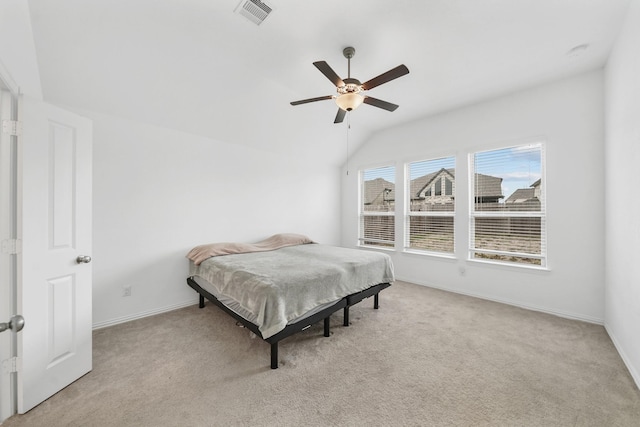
[336,93,364,111]
[290,46,409,122]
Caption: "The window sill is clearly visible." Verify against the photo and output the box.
[402,249,457,260]
[467,258,550,272]
[357,244,396,253]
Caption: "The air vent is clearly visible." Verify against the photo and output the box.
[235,0,273,26]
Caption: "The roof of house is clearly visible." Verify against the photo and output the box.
[410,168,455,198]
[410,168,503,200]
[411,168,504,199]
[364,169,504,204]
[363,177,395,205]
[472,173,503,199]
[505,188,536,203]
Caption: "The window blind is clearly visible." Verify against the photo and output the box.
[360,165,395,248]
[470,143,545,266]
[406,156,455,253]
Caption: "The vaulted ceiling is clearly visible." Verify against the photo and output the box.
[27,0,630,165]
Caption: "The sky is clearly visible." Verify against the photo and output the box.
[474,144,542,200]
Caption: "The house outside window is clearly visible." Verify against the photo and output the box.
[470,143,546,267]
[359,165,395,248]
[406,156,455,253]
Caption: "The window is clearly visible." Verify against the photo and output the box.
[470,143,545,266]
[406,156,455,253]
[445,178,453,195]
[359,165,395,248]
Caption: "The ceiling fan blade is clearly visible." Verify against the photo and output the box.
[290,95,334,106]
[363,96,399,112]
[334,108,346,124]
[361,64,410,91]
[313,61,345,87]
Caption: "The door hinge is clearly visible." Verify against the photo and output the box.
[1,239,22,254]
[2,357,20,374]
[2,120,22,136]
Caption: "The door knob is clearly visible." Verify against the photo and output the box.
[76,255,92,264]
[0,315,25,333]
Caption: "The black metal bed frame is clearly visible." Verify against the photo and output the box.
[186,276,391,369]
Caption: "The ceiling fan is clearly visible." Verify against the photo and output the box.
[290,46,410,124]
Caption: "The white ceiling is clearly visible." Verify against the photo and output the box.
[27,0,631,166]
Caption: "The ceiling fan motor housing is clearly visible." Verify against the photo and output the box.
[338,78,363,95]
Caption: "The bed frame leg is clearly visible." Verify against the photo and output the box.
[374,293,380,309]
[270,343,278,369]
[343,306,350,326]
[324,317,330,337]
[199,295,205,308]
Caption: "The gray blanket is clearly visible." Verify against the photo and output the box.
[189,244,395,339]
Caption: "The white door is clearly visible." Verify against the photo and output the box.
[18,96,93,413]
[0,85,16,423]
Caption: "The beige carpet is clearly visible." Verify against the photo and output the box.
[4,281,640,426]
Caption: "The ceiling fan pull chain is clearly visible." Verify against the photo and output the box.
[346,112,351,175]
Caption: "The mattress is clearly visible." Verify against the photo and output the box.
[189,243,395,338]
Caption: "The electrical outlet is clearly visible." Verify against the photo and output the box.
[122,286,132,297]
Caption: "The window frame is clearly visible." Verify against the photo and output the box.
[404,155,457,256]
[358,164,396,249]
[468,142,547,268]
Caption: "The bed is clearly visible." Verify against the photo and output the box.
[186,234,395,369]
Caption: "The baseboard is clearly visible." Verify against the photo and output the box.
[92,298,199,330]
[395,275,605,325]
[604,325,640,390]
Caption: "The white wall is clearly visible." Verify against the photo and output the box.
[604,0,640,387]
[342,70,605,322]
[84,110,342,327]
